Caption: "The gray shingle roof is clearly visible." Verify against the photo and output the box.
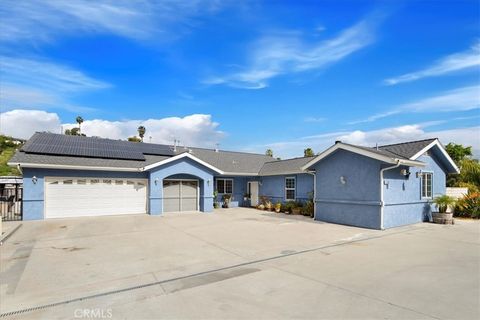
[186,147,275,174]
[10,132,275,174]
[378,138,437,159]
[259,157,314,175]
[9,151,170,169]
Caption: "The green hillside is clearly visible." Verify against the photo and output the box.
[0,135,23,176]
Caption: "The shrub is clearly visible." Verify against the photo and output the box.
[265,201,273,211]
[284,201,296,214]
[259,195,270,206]
[454,193,480,219]
[274,202,281,212]
[432,195,456,213]
[257,204,265,210]
[302,200,314,217]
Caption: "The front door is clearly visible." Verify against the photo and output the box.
[248,181,259,207]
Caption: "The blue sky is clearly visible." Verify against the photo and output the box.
[0,0,479,158]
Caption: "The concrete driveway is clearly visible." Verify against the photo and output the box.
[1,208,479,319]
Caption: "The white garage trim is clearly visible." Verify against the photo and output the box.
[44,177,148,218]
[162,179,199,213]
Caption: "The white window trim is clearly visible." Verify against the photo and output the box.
[216,178,234,194]
[420,171,433,200]
[285,176,296,201]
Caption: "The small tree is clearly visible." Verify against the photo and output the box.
[445,143,472,164]
[76,116,84,134]
[265,149,273,157]
[128,136,141,142]
[65,127,82,136]
[137,126,146,142]
[304,148,315,157]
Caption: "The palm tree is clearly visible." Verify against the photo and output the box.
[137,126,146,142]
[304,148,314,157]
[265,149,273,157]
[76,116,84,134]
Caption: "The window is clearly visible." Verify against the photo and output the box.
[421,172,433,199]
[77,179,87,185]
[63,180,73,185]
[103,179,112,184]
[90,179,100,185]
[115,180,123,185]
[285,177,296,201]
[126,180,135,185]
[216,179,233,194]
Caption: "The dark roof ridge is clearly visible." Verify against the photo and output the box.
[377,138,437,148]
[264,156,315,164]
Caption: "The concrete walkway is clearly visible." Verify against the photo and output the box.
[1,208,479,319]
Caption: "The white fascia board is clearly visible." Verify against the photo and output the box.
[301,143,397,171]
[398,159,426,167]
[8,162,140,172]
[259,171,308,177]
[410,139,460,173]
[142,152,224,174]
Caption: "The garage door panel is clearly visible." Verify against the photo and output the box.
[163,180,198,213]
[45,178,147,218]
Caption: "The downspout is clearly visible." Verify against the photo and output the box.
[379,160,401,230]
[305,171,316,220]
[16,164,23,175]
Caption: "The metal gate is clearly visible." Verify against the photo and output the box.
[1,186,23,221]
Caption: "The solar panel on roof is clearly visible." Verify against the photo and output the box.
[22,133,146,160]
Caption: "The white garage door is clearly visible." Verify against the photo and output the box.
[163,180,198,213]
[45,177,148,218]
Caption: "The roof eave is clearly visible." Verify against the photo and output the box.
[409,139,460,174]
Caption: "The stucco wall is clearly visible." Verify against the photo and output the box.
[259,173,314,203]
[382,153,447,228]
[312,149,382,229]
[22,168,147,220]
[149,158,215,214]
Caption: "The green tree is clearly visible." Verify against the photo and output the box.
[304,148,315,157]
[76,116,84,134]
[445,143,472,164]
[128,136,141,142]
[265,149,273,157]
[137,126,146,142]
[446,143,474,187]
[65,127,83,136]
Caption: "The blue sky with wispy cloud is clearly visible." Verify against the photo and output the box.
[0,0,479,158]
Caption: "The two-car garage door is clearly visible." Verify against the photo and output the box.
[45,177,148,218]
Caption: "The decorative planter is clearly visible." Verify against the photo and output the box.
[432,212,454,225]
[292,208,302,215]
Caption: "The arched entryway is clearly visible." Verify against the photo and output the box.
[163,174,203,213]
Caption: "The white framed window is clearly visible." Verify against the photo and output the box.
[420,172,433,199]
[285,177,296,201]
[216,178,233,194]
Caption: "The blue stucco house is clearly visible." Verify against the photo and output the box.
[8,133,459,229]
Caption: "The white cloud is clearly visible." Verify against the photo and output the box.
[384,41,480,85]
[350,85,480,124]
[0,56,110,112]
[204,16,380,89]
[0,0,229,44]
[0,110,224,147]
[245,122,480,159]
[0,109,62,138]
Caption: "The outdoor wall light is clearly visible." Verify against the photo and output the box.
[340,176,346,185]
[207,179,211,186]
[32,176,38,184]
[154,178,159,185]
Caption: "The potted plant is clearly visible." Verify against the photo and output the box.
[265,201,273,211]
[274,202,281,213]
[284,201,295,214]
[213,190,219,209]
[432,195,456,224]
[291,201,303,215]
[222,194,232,208]
[257,204,265,210]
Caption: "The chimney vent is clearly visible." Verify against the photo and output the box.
[215,143,219,153]
[335,140,342,144]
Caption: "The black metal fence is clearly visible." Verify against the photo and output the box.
[1,186,23,221]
